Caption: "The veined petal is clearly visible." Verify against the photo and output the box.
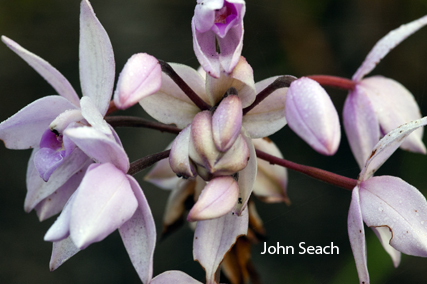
[140,63,207,128]
[233,131,256,215]
[192,20,221,78]
[360,76,425,154]
[187,176,239,221]
[114,53,162,110]
[79,0,115,116]
[193,207,248,284]
[70,163,138,249]
[347,185,370,284]
[151,270,202,284]
[360,116,427,181]
[360,176,427,257]
[353,15,427,81]
[80,96,112,136]
[0,96,76,149]
[65,126,129,173]
[285,77,340,155]
[343,86,380,169]
[119,176,156,284]
[243,76,287,138]
[206,56,256,107]
[49,236,80,271]
[371,226,401,268]
[252,138,289,204]
[35,162,90,221]
[169,125,197,178]
[1,36,80,106]
[25,148,90,212]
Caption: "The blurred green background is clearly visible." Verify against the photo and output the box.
[0,0,427,283]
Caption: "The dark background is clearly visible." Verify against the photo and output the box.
[1,0,427,283]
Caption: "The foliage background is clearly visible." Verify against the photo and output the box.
[0,0,427,283]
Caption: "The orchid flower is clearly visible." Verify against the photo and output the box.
[138,57,290,220]
[348,117,427,284]
[0,0,115,220]
[343,15,427,168]
[192,0,246,78]
[44,126,156,284]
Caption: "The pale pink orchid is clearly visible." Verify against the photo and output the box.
[285,77,341,155]
[0,0,115,220]
[139,57,289,220]
[348,117,427,284]
[44,126,156,284]
[343,15,427,168]
[192,0,246,78]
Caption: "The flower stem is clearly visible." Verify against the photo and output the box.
[128,150,171,176]
[106,101,118,116]
[255,149,357,190]
[307,75,355,91]
[158,60,212,111]
[243,75,297,115]
[106,116,181,134]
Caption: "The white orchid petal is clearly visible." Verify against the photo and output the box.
[1,36,80,106]
[353,15,427,81]
[79,0,115,115]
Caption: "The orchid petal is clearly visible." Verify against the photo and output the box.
[49,109,84,134]
[206,56,256,107]
[348,185,369,284]
[218,22,244,75]
[163,179,195,232]
[190,111,220,170]
[360,76,425,153]
[252,138,289,204]
[144,155,181,190]
[119,176,156,284]
[70,163,137,249]
[140,63,208,128]
[49,236,80,271]
[343,86,380,169]
[1,36,80,106]
[44,190,77,242]
[25,148,90,212]
[285,77,340,155]
[114,53,162,110]
[233,131,256,215]
[34,147,66,182]
[79,0,115,116]
[169,125,197,178]
[80,96,112,135]
[243,76,287,138]
[65,126,129,173]
[360,117,427,181]
[35,162,89,221]
[0,96,76,149]
[353,15,427,81]
[193,0,223,33]
[360,176,427,257]
[212,94,242,152]
[187,176,239,221]
[212,134,249,175]
[151,270,202,284]
[193,207,248,284]
[371,226,401,268]
[192,22,221,78]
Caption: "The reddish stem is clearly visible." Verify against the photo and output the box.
[256,149,357,190]
[307,75,356,91]
[106,100,118,116]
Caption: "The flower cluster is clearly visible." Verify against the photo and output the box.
[1,0,427,283]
